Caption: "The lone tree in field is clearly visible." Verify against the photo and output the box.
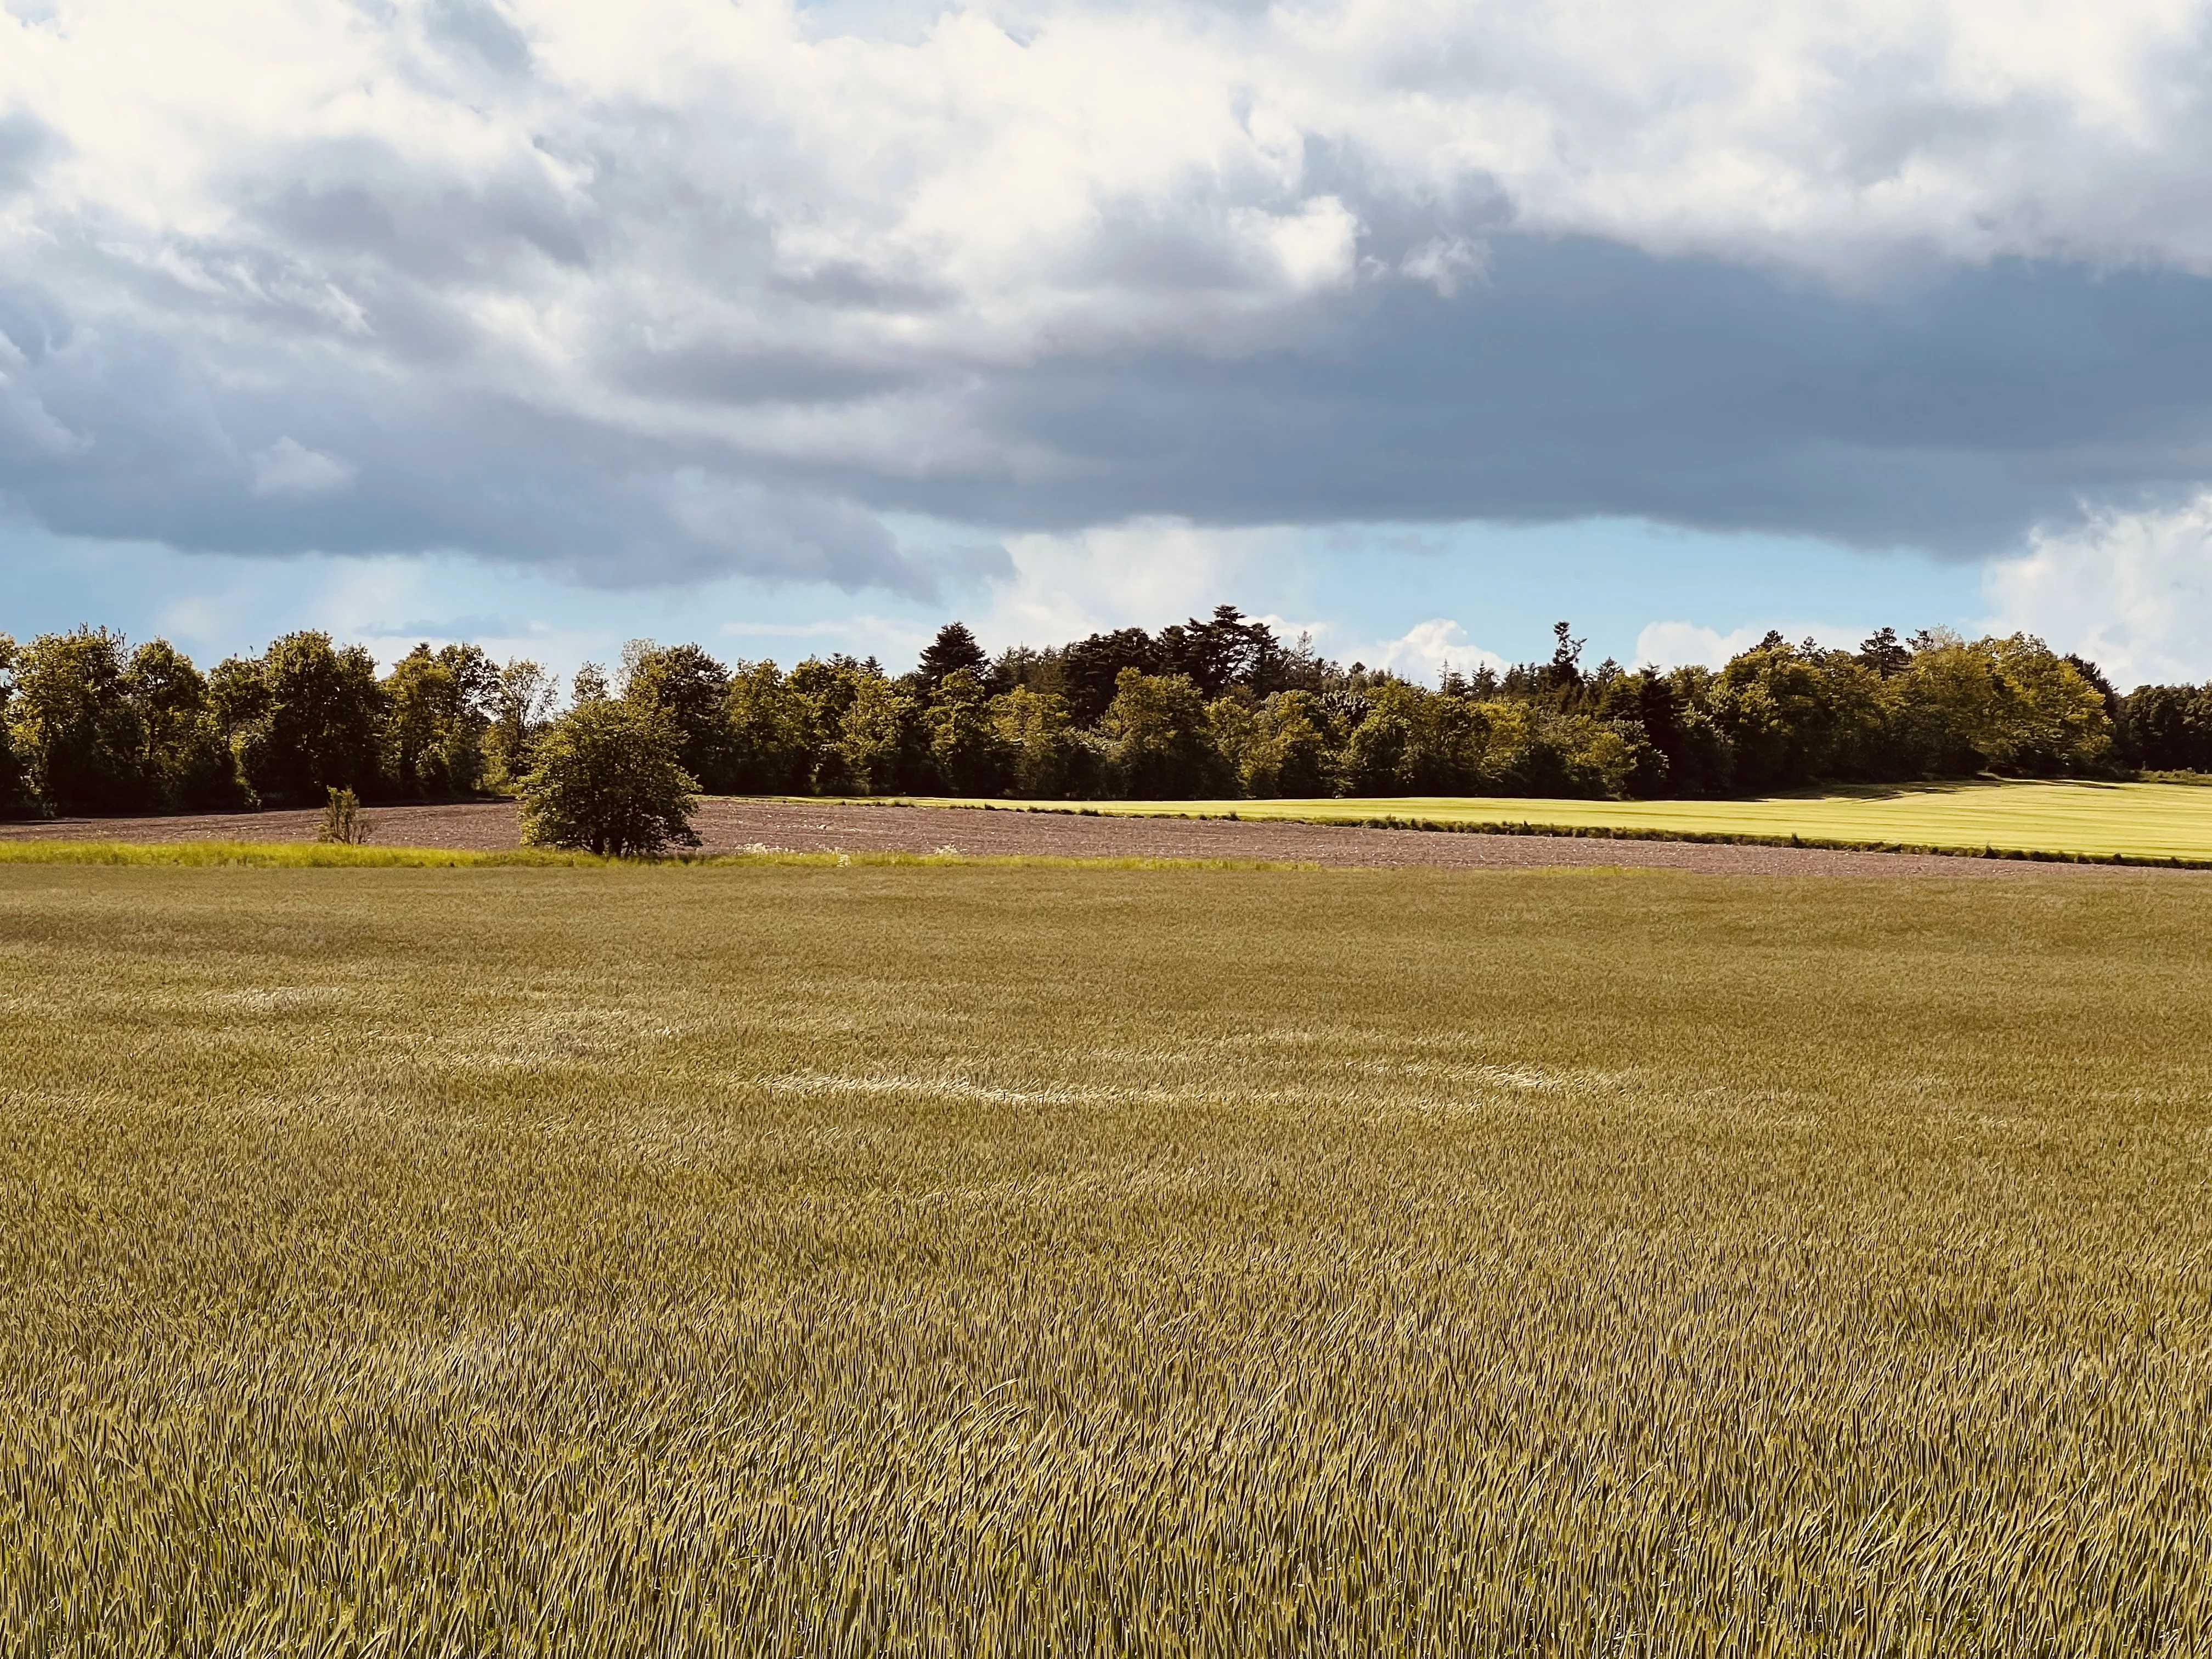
[517,701,700,857]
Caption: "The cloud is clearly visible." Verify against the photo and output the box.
[1634,619,1864,669]
[935,241,2212,551]
[0,109,60,194]
[718,613,934,663]
[354,611,527,640]
[978,519,1301,647]
[1984,495,2212,686]
[5,0,2212,591]
[250,437,354,496]
[1371,618,1505,684]
[1397,236,1487,297]
[967,521,1519,679]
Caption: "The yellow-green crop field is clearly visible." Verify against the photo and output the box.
[3,862,2210,1654]
[882,777,2212,864]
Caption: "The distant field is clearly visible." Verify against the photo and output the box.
[3,862,2209,1652]
[883,778,2212,862]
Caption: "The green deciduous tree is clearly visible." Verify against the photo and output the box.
[723,662,814,794]
[1900,632,2114,777]
[1337,690,1416,794]
[0,634,20,813]
[571,662,611,704]
[1978,635,2115,775]
[990,686,1090,798]
[1100,669,1229,798]
[1707,639,1849,790]
[517,701,700,856]
[381,643,496,798]
[785,657,872,792]
[837,676,930,795]
[623,642,737,791]
[1584,670,1678,796]
[124,639,237,810]
[1227,690,1333,798]
[1338,682,1532,795]
[6,628,146,813]
[2122,683,2212,772]
[483,659,558,792]
[1203,693,1265,794]
[212,632,385,807]
[1549,714,1658,799]
[927,669,1012,795]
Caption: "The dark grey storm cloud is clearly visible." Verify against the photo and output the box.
[0,286,927,590]
[887,238,2212,555]
[8,228,2212,580]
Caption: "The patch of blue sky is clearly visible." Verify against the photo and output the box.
[2,512,1990,690]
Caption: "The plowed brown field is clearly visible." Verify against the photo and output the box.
[0,797,2185,876]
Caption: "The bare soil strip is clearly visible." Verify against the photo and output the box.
[0,798,2188,876]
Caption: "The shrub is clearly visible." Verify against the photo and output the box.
[317,787,371,844]
[517,702,701,857]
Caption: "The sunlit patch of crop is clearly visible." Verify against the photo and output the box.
[881,777,2212,864]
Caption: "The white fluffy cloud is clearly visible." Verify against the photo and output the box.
[7,0,2212,590]
[1289,0,2212,274]
[1634,500,2212,680]
[1984,495,2212,686]
[1373,618,1505,682]
[13,0,2211,361]
[972,521,1522,681]
[983,520,1294,646]
[1633,619,1864,669]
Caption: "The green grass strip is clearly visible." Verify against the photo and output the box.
[0,839,1311,873]
[0,840,594,868]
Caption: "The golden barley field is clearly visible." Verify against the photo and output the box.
[885,777,2212,864]
[2,860,2209,1655]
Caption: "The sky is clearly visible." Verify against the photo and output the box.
[4,0,2212,687]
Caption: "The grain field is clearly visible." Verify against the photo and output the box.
[1,863,2207,1655]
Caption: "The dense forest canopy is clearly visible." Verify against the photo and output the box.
[2,608,2206,817]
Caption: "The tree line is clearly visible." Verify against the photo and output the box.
[2,608,2208,821]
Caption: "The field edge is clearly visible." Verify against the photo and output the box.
[0,839,1315,873]
[801,797,2212,871]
